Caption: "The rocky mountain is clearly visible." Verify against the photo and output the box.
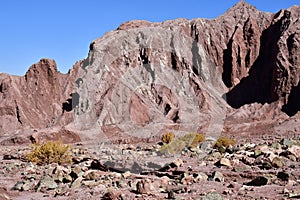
[0,1,299,144]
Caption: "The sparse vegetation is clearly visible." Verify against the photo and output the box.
[25,141,73,165]
[160,132,206,154]
[179,132,206,148]
[214,137,236,149]
[161,132,175,144]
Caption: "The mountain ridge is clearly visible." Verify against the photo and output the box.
[0,2,299,144]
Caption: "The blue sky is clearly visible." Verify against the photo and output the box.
[0,0,298,75]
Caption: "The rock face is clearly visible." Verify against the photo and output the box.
[0,2,300,142]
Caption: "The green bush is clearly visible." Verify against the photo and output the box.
[25,141,73,165]
[161,132,175,144]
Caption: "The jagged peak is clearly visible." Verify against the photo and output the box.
[25,58,59,79]
[225,0,258,15]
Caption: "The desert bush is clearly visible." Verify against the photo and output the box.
[214,137,236,149]
[159,132,206,155]
[25,141,73,165]
[178,132,205,148]
[161,132,175,144]
[159,139,186,155]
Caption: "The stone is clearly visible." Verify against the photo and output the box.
[281,139,295,147]
[277,171,289,181]
[167,190,176,199]
[245,176,268,186]
[202,192,224,200]
[160,176,170,189]
[71,177,83,189]
[12,181,24,191]
[219,158,231,167]
[122,171,131,179]
[195,172,208,182]
[36,175,58,191]
[84,170,99,180]
[172,158,183,167]
[287,145,300,159]
[70,165,83,179]
[211,171,224,182]
[272,157,284,168]
[136,179,152,194]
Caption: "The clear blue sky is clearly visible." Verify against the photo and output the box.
[0,0,298,75]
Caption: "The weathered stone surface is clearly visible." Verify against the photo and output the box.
[0,2,299,142]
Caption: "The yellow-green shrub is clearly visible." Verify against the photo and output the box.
[178,132,205,148]
[25,141,73,165]
[159,132,206,155]
[160,139,186,155]
[214,137,236,149]
[161,132,175,144]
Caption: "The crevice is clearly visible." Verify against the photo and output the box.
[16,105,22,124]
[62,93,80,113]
[172,111,180,123]
[282,82,300,116]
[222,38,234,87]
[0,83,3,93]
[191,40,201,76]
[171,52,178,70]
[140,48,150,65]
[222,26,239,88]
[164,104,171,115]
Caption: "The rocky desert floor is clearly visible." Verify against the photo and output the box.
[0,133,300,200]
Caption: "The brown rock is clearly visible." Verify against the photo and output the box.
[136,179,153,194]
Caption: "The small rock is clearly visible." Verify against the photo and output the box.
[160,176,170,189]
[195,172,208,182]
[12,181,24,191]
[136,179,152,194]
[219,158,231,167]
[245,176,268,186]
[63,174,73,183]
[281,139,295,147]
[21,181,32,191]
[202,191,224,200]
[36,175,58,191]
[287,145,300,159]
[53,170,65,183]
[233,163,252,172]
[122,171,131,179]
[211,171,224,182]
[277,171,289,181]
[82,180,99,187]
[84,170,99,180]
[172,158,183,167]
[71,177,83,189]
[70,165,83,179]
[167,190,175,199]
[272,157,284,168]
[271,142,282,150]
[253,150,263,158]
[103,190,122,200]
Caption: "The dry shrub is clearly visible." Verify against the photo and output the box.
[25,141,73,165]
[161,132,175,144]
[159,132,206,155]
[178,132,205,148]
[214,137,236,149]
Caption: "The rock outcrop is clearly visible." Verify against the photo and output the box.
[0,1,300,142]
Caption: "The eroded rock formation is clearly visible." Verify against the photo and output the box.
[0,1,299,142]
